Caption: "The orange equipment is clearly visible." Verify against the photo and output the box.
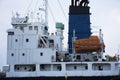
[74,36,105,53]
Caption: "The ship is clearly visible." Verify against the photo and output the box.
[1,0,120,80]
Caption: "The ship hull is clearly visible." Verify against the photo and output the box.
[1,76,120,80]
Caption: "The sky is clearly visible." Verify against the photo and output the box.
[0,0,120,69]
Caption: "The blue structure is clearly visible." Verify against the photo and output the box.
[68,0,91,53]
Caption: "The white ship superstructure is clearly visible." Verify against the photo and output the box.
[5,0,120,79]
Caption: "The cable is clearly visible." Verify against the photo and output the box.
[27,0,34,11]
[48,3,56,23]
[57,0,67,21]
[34,0,39,13]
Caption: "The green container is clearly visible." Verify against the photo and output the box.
[56,22,64,30]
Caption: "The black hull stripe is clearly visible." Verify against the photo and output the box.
[1,76,120,80]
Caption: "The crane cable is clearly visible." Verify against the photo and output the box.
[27,0,34,12]
[34,0,40,13]
[26,0,66,24]
[57,0,67,21]
[48,3,56,23]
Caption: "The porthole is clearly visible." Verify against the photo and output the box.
[17,67,19,70]
[26,38,29,42]
[15,39,18,42]
[22,53,25,56]
[40,52,43,56]
[74,66,77,70]
[11,53,14,56]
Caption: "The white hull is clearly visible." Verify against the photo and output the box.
[6,62,120,77]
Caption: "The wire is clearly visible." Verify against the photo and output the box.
[48,3,56,22]
[27,0,34,11]
[57,0,67,21]
[34,0,39,13]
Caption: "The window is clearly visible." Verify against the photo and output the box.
[76,55,81,60]
[57,66,62,71]
[29,26,32,30]
[98,66,103,71]
[40,52,43,56]
[11,53,14,56]
[24,67,27,70]
[17,67,19,70]
[14,26,17,29]
[8,32,14,35]
[15,65,19,70]
[51,55,54,59]
[26,38,29,42]
[85,66,88,70]
[40,64,45,69]
[44,26,48,30]
[34,26,38,30]
[20,27,23,31]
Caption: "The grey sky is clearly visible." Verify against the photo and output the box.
[0,0,120,69]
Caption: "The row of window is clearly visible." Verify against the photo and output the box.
[29,26,48,31]
[14,65,36,71]
[13,65,107,72]
[11,52,43,57]
[14,65,62,72]
[8,32,14,35]
[29,26,38,30]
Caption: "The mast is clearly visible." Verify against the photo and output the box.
[72,29,76,53]
[99,29,104,60]
[45,0,48,26]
